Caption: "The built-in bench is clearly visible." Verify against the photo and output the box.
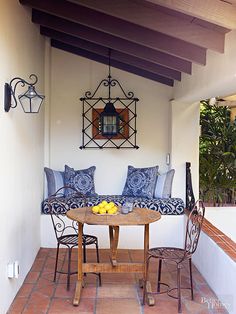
[41,163,196,249]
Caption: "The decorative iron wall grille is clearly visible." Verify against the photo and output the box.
[79,74,139,149]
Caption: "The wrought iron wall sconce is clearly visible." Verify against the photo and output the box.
[4,74,45,113]
[80,51,139,149]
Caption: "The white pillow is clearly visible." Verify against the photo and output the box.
[154,169,175,198]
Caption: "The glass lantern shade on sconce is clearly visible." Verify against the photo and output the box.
[4,74,45,113]
[100,101,120,136]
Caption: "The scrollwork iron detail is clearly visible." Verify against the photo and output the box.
[184,200,205,259]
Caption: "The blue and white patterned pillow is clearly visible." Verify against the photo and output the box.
[44,167,65,198]
[122,165,159,199]
[64,165,97,197]
[154,169,175,198]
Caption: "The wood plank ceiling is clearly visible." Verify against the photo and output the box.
[19,0,236,87]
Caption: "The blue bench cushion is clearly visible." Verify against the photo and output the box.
[42,195,184,215]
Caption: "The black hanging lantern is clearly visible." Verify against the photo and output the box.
[100,102,119,136]
[80,49,139,149]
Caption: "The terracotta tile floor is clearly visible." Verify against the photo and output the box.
[8,248,228,314]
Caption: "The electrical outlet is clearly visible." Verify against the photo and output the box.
[7,261,19,278]
[7,263,14,278]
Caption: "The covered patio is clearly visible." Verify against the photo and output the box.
[1,1,236,313]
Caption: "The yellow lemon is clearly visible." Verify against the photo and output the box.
[107,209,115,215]
[113,206,118,213]
[104,204,111,212]
[109,201,115,207]
[101,200,108,206]
[92,206,99,213]
[99,208,106,214]
[98,203,104,208]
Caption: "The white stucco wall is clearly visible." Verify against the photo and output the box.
[170,101,200,201]
[47,48,174,194]
[0,2,45,313]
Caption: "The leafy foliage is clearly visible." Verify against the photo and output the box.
[199,100,236,205]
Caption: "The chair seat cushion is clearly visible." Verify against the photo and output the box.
[42,195,184,215]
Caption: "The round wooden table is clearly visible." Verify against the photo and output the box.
[67,206,161,306]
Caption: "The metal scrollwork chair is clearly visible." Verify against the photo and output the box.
[48,187,101,290]
[143,200,205,313]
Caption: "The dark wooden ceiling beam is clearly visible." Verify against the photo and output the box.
[75,0,225,52]
[34,10,192,74]
[41,27,181,81]
[51,40,174,87]
[20,0,206,64]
